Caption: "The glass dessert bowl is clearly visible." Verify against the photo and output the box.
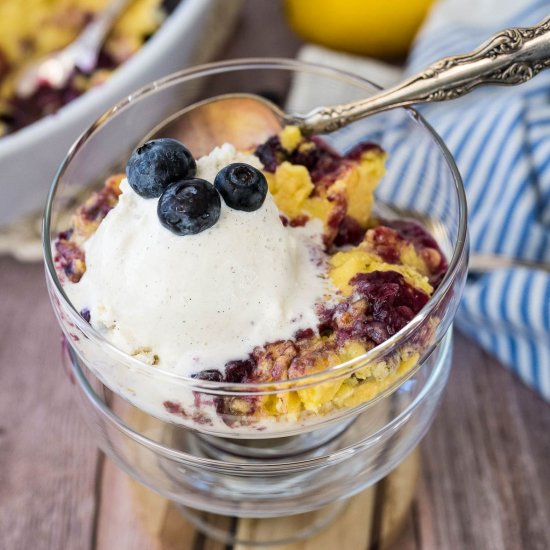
[43,59,468,544]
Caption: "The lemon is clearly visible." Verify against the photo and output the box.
[284,0,434,59]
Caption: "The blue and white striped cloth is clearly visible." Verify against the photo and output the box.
[294,0,550,401]
[409,0,550,402]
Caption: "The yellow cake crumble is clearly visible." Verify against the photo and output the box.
[56,128,448,427]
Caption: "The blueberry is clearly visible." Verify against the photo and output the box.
[214,163,268,211]
[126,138,196,198]
[224,359,254,383]
[157,179,221,236]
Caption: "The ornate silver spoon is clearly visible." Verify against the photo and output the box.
[290,15,550,133]
[153,15,550,146]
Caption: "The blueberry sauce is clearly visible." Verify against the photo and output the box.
[326,271,430,347]
[55,239,85,283]
[384,220,448,285]
[224,359,255,383]
[0,1,181,137]
[334,216,366,247]
[254,134,381,184]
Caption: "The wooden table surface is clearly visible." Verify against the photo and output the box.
[1,2,550,549]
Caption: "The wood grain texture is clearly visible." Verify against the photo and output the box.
[417,335,550,550]
[99,448,419,550]
[0,258,99,550]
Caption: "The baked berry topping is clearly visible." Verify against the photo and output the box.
[225,359,254,383]
[55,239,85,283]
[289,214,309,227]
[126,139,196,198]
[192,369,224,382]
[191,361,255,385]
[254,134,382,184]
[254,136,282,172]
[384,220,448,285]
[80,308,91,323]
[294,328,315,340]
[368,226,403,264]
[351,271,430,335]
[163,400,182,413]
[214,163,268,212]
[334,215,366,247]
[157,179,221,236]
[321,270,431,348]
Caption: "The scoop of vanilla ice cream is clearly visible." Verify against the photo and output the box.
[66,144,326,374]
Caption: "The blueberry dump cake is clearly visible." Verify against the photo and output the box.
[55,126,447,429]
[0,0,179,137]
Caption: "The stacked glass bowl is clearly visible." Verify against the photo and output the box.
[44,60,468,546]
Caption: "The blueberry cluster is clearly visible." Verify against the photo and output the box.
[126,139,268,236]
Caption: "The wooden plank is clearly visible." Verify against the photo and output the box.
[0,258,99,550]
[234,490,376,550]
[96,458,158,550]
[233,450,420,550]
[111,448,418,550]
[375,449,420,549]
[387,510,420,550]
[95,456,226,550]
[417,331,550,550]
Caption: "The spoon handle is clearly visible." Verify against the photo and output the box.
[292,16,550,134]
[69,0,131,73]
[469,253,550,274]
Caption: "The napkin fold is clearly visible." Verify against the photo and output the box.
[292,0,550,401]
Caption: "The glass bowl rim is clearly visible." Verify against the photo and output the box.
[71,331,452,471]
[43,57,468,391]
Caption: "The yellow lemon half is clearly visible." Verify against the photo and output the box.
[284,0,434,59]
